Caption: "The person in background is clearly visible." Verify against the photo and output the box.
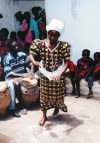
[0,29,9,60]
[15,11,24,31]
[29,19,70,126]
[38,8,47,40]
[92,52,100,82]
[0,28,9,80]
[3,40,34,118]
[10,31,17,41]
[31,7,42,39]
[17,30,25,51]
[0,28,9,40]
[75,49,95,99]
[22,12,33,44]
[31,7,46,40]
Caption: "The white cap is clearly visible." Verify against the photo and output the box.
[46,18,64,33]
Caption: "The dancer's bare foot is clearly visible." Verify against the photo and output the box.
[39,117,47,126]
[53,108,59,116]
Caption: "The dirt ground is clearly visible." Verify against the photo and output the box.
[0,94,100,143]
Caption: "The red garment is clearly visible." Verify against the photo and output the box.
[94,64,100,73]
[77,58,94,78]
[68,60,76,73]
[21,22,32,44]
[0,40,8,59]
[65,60,76,78]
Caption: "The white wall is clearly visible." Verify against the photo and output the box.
[0,0,14,32]
[45,0,100,63]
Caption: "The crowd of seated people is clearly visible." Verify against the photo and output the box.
[65,49,100,99]
[0,6,47,76]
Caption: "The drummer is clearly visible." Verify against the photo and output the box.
[3,40,34,118]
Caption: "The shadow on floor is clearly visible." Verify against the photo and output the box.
[0,101,40,121]
[46,113,83,135]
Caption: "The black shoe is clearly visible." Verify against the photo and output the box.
[8,109,21,118]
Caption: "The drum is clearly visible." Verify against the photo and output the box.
[0,82,11,116]
[21,78,39,105]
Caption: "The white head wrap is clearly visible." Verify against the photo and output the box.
[46,18,64,33]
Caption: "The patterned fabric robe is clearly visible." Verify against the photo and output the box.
[30,39,70,111]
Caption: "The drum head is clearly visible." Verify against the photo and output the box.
[21,78,38,88]
[0,82,7,92]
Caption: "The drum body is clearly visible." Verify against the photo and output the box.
[21,78,39,105]
[0,82,11,116]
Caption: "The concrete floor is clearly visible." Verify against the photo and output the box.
[0,95,100,143]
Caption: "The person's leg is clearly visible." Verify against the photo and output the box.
[87,76,93,99]
[7,80,16,110]
[13,81,27,115]
[13,81,23,109]
[53,107,59,115]
[6,80,21,117]
[39,110,47,126]
[70,72,76,95]
[75,78,81,98]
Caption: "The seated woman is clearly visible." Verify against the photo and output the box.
[75,49,95,99]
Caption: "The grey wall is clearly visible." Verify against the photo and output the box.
[0,0,14,32]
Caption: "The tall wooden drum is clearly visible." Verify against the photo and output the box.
[21,78,39,106]
[0,82,11,116]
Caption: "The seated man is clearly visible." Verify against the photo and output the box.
[3,40,34,117]
[93,52,100,82]
[75,49,95,99]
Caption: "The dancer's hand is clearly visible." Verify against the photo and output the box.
[37,62,42,68]
[51,73,62,81]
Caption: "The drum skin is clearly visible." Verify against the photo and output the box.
[0,82,11,116]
